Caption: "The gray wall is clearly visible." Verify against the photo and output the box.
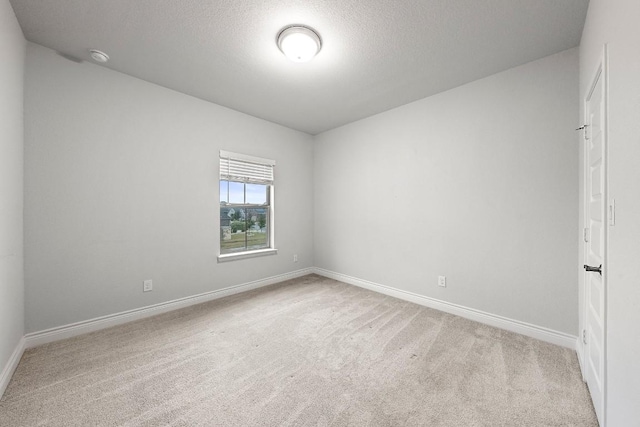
[579,0,640,424]
[0,0,25,378]
[24,43,314,333]
[314,49,579,335]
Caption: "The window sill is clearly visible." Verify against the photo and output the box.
[217,248,278,263]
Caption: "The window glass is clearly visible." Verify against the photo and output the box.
[220,182,271,255]
[246,183,268,205]
[245,207,268,250]
[219,180,228,204]
[228,181,244,204]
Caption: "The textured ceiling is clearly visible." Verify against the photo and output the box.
[11,0,589,135]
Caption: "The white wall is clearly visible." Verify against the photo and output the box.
[314,49,579,335]
[24,43,314,333]
[0,0,25,384]
[579,0,640,424]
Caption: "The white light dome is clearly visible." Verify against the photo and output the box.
[277,26,322,63]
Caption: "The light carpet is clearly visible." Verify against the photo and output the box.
[0,274,598,426]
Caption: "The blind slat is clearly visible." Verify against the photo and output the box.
[220,152,274,184]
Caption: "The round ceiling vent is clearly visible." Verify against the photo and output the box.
[89,49,110,63]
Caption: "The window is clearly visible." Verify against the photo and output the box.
[218,150,276,261]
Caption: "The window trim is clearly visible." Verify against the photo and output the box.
[217,248,278,263]
[218,151,276,262]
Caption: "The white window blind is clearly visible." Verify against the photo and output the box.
[219,150,275,184]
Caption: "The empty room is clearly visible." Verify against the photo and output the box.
[1,0,638,426]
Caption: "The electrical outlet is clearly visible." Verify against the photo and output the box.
[438,276,446,287]
[143,279,153,292]
[293,254,298,263]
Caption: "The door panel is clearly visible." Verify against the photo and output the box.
[584,58,606,425]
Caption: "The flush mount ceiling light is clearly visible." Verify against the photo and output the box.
[277,25,322,63]
[89,49,109,63]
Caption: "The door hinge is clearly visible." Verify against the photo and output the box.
[582,329,587,345]
[576,124,589,140]
[583,228,589,243]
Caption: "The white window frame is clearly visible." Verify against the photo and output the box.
[217,150,277,262]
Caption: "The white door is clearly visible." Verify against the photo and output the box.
[583,55,607,426]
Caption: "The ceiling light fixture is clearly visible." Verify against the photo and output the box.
[277,25,322,63]
[89,49,110,63]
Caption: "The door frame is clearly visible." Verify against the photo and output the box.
[580,44,608,426]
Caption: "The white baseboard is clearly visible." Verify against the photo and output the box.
[25,268,314,349]
[0,336,26,398]
[5,267,577,398]
[313,267,577,349]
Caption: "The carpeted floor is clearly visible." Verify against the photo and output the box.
[0,274,597,426]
